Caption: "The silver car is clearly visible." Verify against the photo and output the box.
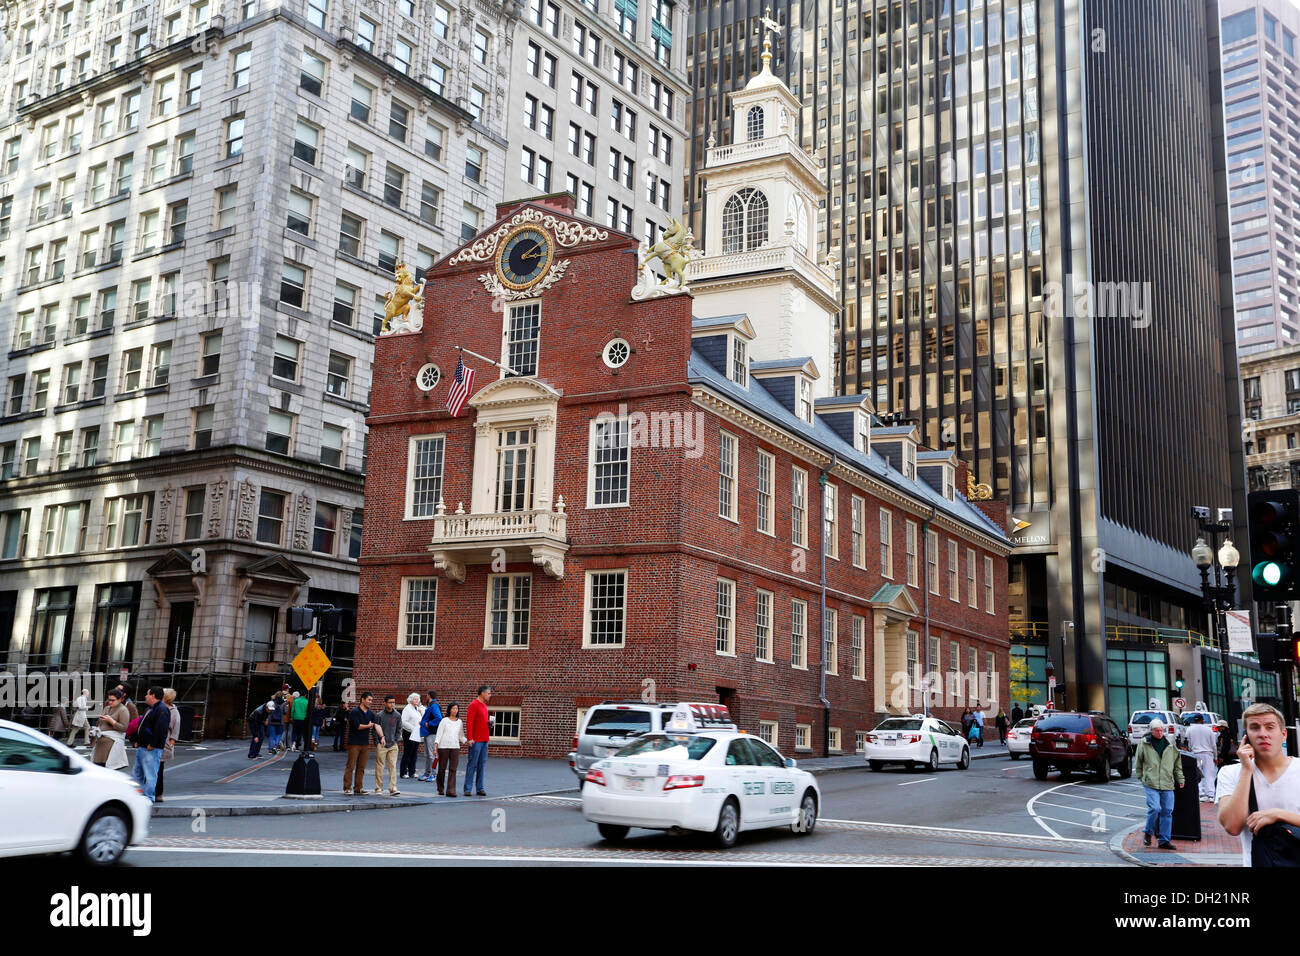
[568,702,680,785]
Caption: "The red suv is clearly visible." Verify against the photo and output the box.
[1029,712,1132,783]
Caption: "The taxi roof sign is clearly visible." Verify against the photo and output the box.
[664,702,738,733]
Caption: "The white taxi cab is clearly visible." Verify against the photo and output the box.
[863,714,971,771]
[580,702,821,848]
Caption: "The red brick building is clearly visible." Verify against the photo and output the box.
[355,64,1011,758]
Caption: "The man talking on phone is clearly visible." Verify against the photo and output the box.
[1216,703,1300,866]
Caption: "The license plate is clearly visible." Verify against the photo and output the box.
[624,777,644,791]
[1054,741,1069,749]
[881,738,895,746]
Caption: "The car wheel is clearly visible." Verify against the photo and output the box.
[78,806,131,866]
[597,823,629,843]
[714,799,740,849]
[792,790,817,835]
[1032,760,1049,781]
[927,748,939,772]
[1118,753,1133,779]
[869,760,884,772]
[1094,756,1110,783]
[1009,752,1021,760]
[958,747,971,770]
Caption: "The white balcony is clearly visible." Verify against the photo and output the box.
[706,133,820,180]
[428,498,569,582]
[689,241,835,296]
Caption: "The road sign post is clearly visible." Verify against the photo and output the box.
[283,607,336,799]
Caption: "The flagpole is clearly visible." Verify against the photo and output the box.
[456,345,518,377]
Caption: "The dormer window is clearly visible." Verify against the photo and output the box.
[903,441,916,480]
[943,467,954,500]
[798,377,813,423]
[855,412,870,453]
[731,336,748,386]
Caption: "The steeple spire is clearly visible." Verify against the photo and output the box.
[759,6,780,75]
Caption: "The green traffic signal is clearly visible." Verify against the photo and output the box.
[1254,561,1286,588]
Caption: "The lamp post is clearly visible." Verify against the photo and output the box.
[1191,514,1239,649]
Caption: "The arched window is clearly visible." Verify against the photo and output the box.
[787,195,810,254]
[722,188,769,253]
[746,105,765,141]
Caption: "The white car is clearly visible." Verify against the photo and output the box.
[581,703,820,848]
[1127,710,1186,748]
[0,719,152,864]
[1006,717,1037,758]
[864,715,971,771]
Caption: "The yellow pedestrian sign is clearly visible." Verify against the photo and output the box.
[291,639,331,691]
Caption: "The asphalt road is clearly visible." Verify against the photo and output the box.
[131,755,1132,866]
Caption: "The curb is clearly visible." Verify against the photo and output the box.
[151,784,581,818]
[1109,823,1153,867]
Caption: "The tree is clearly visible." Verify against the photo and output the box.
[1009,650,1029,707]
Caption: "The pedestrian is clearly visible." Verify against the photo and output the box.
[311,697,327,751]
[960,708,972,738]
[995,709,1009,745]
[333,701,351,752]
[67,687,92,748]
[1187,713,1218,802]
[435,702,467,796]
[131,686,171,803]
[264,696,282,754]
[1217,719,1238,767]
[373,695,402,795]
[156,688,180,803]
[114,685,138,723]
[343,693,377,795]
[1011,703,1024,724]
[1135,718,1185,850]
[972,705,985,747]
[418,691,443,782]
[463,685,493,796]
[400,692,424,780]
[93,689,131,770]
[291,690,309,752]
[1217,703,1300,866]
[247,699,268,758]
[48,704,68,739]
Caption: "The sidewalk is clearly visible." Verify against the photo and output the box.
[1114,802,1242,867]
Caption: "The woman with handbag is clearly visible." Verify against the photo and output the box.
[93,689,131,772]
[399,692,424,779]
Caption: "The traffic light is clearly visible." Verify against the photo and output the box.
[1174,669,1184,692]
[1279,635,1300,668]
[1248,489,1300,599]
[286,606,314,634]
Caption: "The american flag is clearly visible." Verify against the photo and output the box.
[446,356,475,417]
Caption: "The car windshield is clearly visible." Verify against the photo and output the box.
[615,734,717,760]
[1035,715,1092,733]
[584,709,654,736]
[874,718,924,731]
[1014,718,1037,729]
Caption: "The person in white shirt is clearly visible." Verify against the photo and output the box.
[433,702,468,797]
[1216,703,1300,866]
[399,692,425,780]
[1186,714,1218,802]
[66,688,92,748]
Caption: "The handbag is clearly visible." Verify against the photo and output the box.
[1249,774,1300,867]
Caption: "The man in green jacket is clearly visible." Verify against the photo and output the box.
[290,691,310,752]
[1135,718,1185,849]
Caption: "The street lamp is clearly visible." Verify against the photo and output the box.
[1190,507,1239,649]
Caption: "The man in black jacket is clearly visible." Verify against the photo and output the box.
[132,686,170,802]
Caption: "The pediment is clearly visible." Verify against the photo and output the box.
[444,203,616,270]
[237,554,310,584]
[868,584,920,619]
[468,376,562,412]
[146,548,198,578]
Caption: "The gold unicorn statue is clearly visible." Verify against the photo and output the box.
[380,262,426,334]
[640,219,696,289]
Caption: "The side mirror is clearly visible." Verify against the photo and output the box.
[58,753,73,773]
[785,757,796,768]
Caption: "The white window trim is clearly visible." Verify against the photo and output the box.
[501,297,541,379]
[791,597,808,670]
[880,508,894,579]
[828,726,842,753]
[718,430,739,522]
[850,494,865,568]
[926,529,940,595]
[792,466,808,549]
[404,433,445,520]
[715,576,736,656]
[488,706,522,744]
[851,614,866,680]
[758,719,778,747]
[948,539,960,602]
[756,448,775,536]
[906,519,919,587]
[795,722,813,751]
[968,547,978,608]
[755,587,775,663]
[582,568,627,648]
[984,555,995,614]
[396,575,438,650]
[586,415,630,510]
[823,482,838,560]
[483,572,532,649]
[824,606,838,675]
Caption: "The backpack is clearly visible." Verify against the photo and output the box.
[1250,775,1300,867]
[125,714,143,745]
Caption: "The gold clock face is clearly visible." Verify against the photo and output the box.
[496,226,553,291]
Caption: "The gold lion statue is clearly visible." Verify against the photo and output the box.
[380,262,426,334]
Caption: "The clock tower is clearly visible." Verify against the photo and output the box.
[688,25,840,398]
